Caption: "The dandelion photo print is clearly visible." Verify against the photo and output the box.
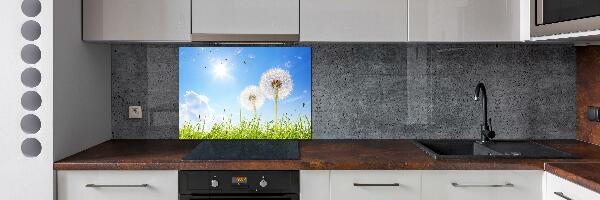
[179,47,311,139]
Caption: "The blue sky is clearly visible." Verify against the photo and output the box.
[179,47,311,129]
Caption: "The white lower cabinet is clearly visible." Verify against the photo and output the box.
[422,170,543,200]
[545,172,600,200]
[57,170,600,200]
[57,170,178,200]
[300,170,548,200]
[300,170,331,200]
[330,170,421,200]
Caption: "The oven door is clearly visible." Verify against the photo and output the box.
[180,194,299,200]
[533,0,600,37]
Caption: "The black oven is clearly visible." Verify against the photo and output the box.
[533,0,600,37]
[536,0,600,25]
[180,194,298,200]
[179,171,299,200]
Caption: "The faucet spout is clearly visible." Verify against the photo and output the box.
[474,83,495,142]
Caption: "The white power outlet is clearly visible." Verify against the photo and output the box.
[128,106,143,119]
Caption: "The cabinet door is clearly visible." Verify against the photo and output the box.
[82,0,191,41]
[191,0,299,41]
[330,170,420,200]
[300,170,330,200]
[422,170,543,200]
[409,0,529,42]
[57,170,178,200]
[300,0,408,42]
[546,172,600,200]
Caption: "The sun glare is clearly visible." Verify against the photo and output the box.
[213,63,229,79]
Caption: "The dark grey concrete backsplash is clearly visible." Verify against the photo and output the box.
[112,43,576,139]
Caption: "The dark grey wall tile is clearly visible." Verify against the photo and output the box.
[112,45,178,139]
[111,43,576,140]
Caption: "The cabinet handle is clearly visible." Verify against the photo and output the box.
[85,184,149,188]
[451,182,514,188]
[353,183,400,187]
[553,192,573,200]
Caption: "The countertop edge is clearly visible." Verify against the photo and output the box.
[545,162,600,194]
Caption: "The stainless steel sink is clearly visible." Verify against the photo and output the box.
[413,140,576,159]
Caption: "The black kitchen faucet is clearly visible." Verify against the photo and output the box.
[474,82,495,143]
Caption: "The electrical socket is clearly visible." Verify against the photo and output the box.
[128,106,143,119]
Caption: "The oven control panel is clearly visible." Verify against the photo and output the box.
[231,176,249,188]
[179,170,299,195]
[259,178,268,188]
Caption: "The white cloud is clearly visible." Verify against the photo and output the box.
[179,91,214,129]
[284,60,292,68]
[295,56,303,60]
[284,95,303,104]
[274,61,293,69]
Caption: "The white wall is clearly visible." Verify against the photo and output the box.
[0,0,110,198]
[0,0,54,199]
[53,0,111,161]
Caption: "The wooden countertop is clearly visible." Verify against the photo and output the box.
[54,139,600,194]
[54,139,600,170]
[545,162,600,194]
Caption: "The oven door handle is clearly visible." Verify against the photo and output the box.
[354,183,400,187]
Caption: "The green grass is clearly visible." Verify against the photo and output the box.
[179,112,311,139]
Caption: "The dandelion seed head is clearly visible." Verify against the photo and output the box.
[260,68,293,99]
[239,85,264,111]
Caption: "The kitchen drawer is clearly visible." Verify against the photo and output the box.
[545,172,600,200]
[330,170,420,200]
[422,170,543,200]
[57,170,178,200]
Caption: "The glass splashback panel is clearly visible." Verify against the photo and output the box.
[179,47,311,139]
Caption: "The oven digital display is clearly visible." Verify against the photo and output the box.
[232,176,248,185]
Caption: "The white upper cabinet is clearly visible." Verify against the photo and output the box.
[81,0,532,42]
[409,0,530,42]
[300,0,408,42]
[191,0,300,41]
[82,0,191,42]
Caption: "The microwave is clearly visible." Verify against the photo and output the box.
[532,0,600,37]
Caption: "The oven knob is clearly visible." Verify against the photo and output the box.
[259,179,268,188]
[210,179,219,188]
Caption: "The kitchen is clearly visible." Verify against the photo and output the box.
[2,0,600,200]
